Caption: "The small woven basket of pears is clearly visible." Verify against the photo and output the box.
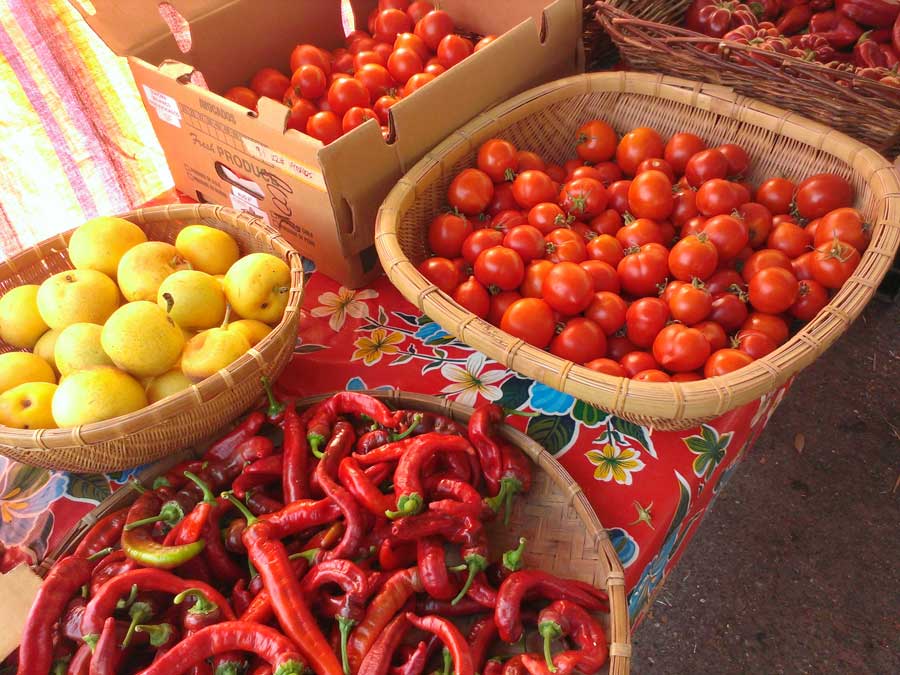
[0,203,302,472]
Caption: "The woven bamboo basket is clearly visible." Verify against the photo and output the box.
[595,1,900,155]
[42,390,631,674]
[0,203,303,473]
[375,72,900,430]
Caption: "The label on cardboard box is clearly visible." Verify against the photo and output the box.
[229,185,271,225]
[241,138,326,191]
[142,85,181,128]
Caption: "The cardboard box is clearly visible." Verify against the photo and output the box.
[75,0,583,287]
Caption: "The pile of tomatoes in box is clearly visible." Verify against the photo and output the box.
[223,0,494,144]
[419,120,869,382]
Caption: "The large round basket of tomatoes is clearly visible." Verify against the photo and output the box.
[375,71,900,430]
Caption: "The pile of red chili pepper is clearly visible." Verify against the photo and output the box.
[11,386,610,675]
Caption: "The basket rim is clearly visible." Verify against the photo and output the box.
[0,203,304,451]
[374,71,900,425]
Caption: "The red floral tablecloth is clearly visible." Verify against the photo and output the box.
[0,247,790,624]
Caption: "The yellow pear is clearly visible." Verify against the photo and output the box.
[175,225,240,275]
[157,270,227,331]
[0,285,49,349]
[54,323,114,377]
[145,370,193,404]
[0,382,57,429]
[226,319,272,347]
[223,253,291,325]
[34,329,62,375]
[0,352,55,394]
[52,366,147,427]
[36,269,120,330]
[181,326,251,382]
[67,216,147,279]
[117,242,191,302]
[101,302,184,378]
[214,275,225,287]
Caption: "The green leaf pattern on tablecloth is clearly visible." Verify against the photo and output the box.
[685,424,732,480]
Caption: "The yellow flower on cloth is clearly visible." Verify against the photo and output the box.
[439,352,505,408]
[586,443,645,486]
[310,287,378,331]
[352,329,404,366]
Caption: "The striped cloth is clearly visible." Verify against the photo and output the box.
[0,0,171,258]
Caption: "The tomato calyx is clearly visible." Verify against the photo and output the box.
[788,201,808,226]
[544,242,557,256]
[554,321,566,336]
[726,283,749,302]
[622,212,636,226]
[695,231,711,244]
[487,284,502,296]
[623,245,641,256]
[554,213,575,227]
[567,194,588,215]
[690,277,707,291]
[822,239,854,262]
[504,168,517,182]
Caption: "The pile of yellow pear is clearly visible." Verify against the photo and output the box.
[0,216,292,430]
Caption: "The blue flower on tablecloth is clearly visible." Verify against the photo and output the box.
[0,456,69,547]
[607,527,639,568]
[414,320,452,346]
[301,257,317,276]
[345,376,393,392]
[527,382,575,416]
[107,467,142,486]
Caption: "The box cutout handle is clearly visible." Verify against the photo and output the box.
[158,2,191,54]
[340,0,356,36]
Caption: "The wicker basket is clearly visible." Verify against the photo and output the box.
[595,1,900,155]
[0,203,303,473]
[375,72,900,430]
[42,390,632,674]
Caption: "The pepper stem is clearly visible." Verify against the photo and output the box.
[502,537,527,572]
[173,588,218,615]
[274,661,305,675]
[261,376,286,421]
[451,554,487,606]
[214,660,248,675]
[539,621,564,673]
[87,546,114,562]
[122,601,152,648]
[288,547,320,562]
[134,623,174,648]
[440,647,452,675]
[115,583,138,610]
[152,476,171,490]
[390,414,422,441]
[128,478,146,494]
[338,615,356,675]
[183,470,216,504]
[222,491,258,526]
[50,657,70,675]
[309,434,325,459]
[485,477,522,527]
[384,493,424,520]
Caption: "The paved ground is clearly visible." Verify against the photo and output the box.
[631,295,900,674]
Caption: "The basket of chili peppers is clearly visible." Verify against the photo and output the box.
[14,388,631,675]
[594,1,900,154]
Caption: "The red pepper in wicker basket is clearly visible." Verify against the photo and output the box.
[686,0,760,37]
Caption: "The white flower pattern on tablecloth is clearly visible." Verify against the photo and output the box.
[439,352,505,408]
[310,287,378,331]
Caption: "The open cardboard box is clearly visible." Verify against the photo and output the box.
[73,0,583,287]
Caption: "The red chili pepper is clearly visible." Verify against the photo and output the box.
[387,435,474,519]
[467,615,499,675]
[356,613,410,675]
[487,538,528,586]
[138,622,306,675]
[72,508,128,558]
[483,660,503,675]
[810,9,865,47]
[88,617,122,675]
[776,3,813,33]
[121,489,205,569]
[174,553,214,586]
[390,639,435,675]
[233,461,281,499]
[811,0,834,9]
[231,579,253,616]
[247,490,284,516]
[467,404,506,493]
[66,643,92,675]
[415,596,486,617]
[356,428,393,454]
[485,442,533,527]
[90,550,138,597]
[351,431,455,467]
[203,497,245,583]
[532,600,608,675]
[61,597,87,643]
[171,471,216,544]
[339,456,395,517]
[378,538,417,570]
[893,11,900,51]
[348,567,424,674]
[466,574,499,609]
[404,614,474,675]
[501,656,528,675]
[204,411,266,462]
[881,41,900,64]
[17,556,91,675]
[239,559,310,626]
[837,0,900,28]
[259,497,342,539]
[417,536,454,601]
[494,571,608,643]
[307,393,404,457]
[283,402,312,503]
[260,375,288,424]
[855,30,890,65]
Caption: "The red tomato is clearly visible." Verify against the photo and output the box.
[542,262,594,315]
[671,187,699,227]
[429,213,472,258]
[452,276,490,318]
[380,0,410,10]
[502,225,545,264]
[520,259,554,298]
[394,32,430,62]
[706,269,746,295]
[607,335,637,361]
[425,62,446,76]
[709,292,748,332]
[500,298,555,348]
[633,369,671,382]
[684,149,729,187]
[671,371,703,382]
[373,94,398,125]
[702,214,749,261]
[748,267,799,314]
[580,260,620,293]
[286,99,318,133]
[791,251,817,281]
[616,218,664,248]
[490,210,526,233]
[795,173,854,221]
[546,164,567,183]
[814,208,870,253]
[585,162,619,187]
[355,64,396,100]
[488,290,521,326]
[790,279,829,321]
[474,246,525,291]
[512,171,557,209]
[658,220,676,247]
[664,132,707,175]
[250,68,290,100]
[414,10,454,50]
[374,9,413,43]
[737,202,774,248]
[528,202,566,235]
[742,312,789,345]
[692,321,728,352]
[767,222,812,259]
[407,1,434,23]
[327,78,370,116]
[669,282,712,325]
[585,291,628,335]
[546,229,587,264]
[586,234,625,267]
[477,139,519,184]
[291,64,327,100]
[418,256,459,293]
[741,248,792,283]
[715,144,749,177]
[475,35,498,51]
[589,210,622,237]
[616,127,664,177]
[585,358,627,377]
[735,329,777,360]
[669,235,718,281]
[399,72,433,95]
[607,180,632,215]
[652,324,711,372]
[516,151,546,172]
[635,158,675,182]
[488,182,519,216]
[618,243,669,297]
[627,170,674,221]
[461,228,503,264]
[550,318,607,364]
[387,48,424,84]
[680,216,707,238]
[811,239,860,289]
[306,111,342,144]
[224,86,259,111]
[704,349,754,377]
[562,159,585,179]
[437,34,473,68]
[290,44,332,75]
[696,179,741,217]
[559,178,608,219]
[625,297,670,347]
[448,169,494,216]
[353,50,385,69]
[576,119,617,163]
[732,181,752,206]
[620,351,659,378]
[349,37,378,55]
[755,177,795,215]
[341,106,378,133]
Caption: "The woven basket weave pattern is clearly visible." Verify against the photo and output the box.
[376,72,900,430]
[0,204,302,472]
